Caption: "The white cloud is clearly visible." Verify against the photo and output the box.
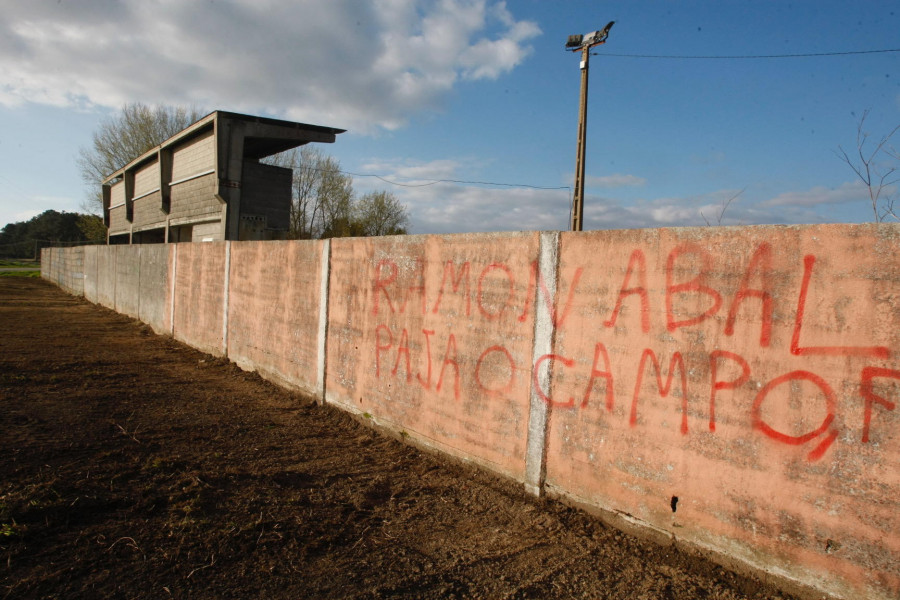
[353,158,570,233]
[0,0,540,133]
[344,162,870,233]
[762,181,872,208]
[584,174,647,189]
[361,158,464,181]
[350,160,869,233]
[412,183,570,233]
[353,160,835,234]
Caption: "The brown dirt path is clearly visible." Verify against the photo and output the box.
[0,278,799,599]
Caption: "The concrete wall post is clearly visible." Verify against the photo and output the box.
[524,231,559,496]
[222,240,231,356]
[169,243,178,336]
[316,239,331,405]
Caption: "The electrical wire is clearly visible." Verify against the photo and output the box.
[343,170,571,191]
[592,48,900,59]
[292,163,571,191]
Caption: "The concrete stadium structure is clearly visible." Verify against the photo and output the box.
[102,111,344,244]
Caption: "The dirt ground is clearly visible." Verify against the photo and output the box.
[0,278,802,600]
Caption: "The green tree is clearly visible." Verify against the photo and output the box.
[77,103,205,215]
[316,155,355,238]
[76,214,108,243]
[0,211,99,258]
[353,191,409,236]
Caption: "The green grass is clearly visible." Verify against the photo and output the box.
[0,258,41,277]
[0,259,39,268]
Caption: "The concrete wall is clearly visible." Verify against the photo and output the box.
[42,247,59,288]
[169,174,220,224]
[171,241,227,356]
[115,246,142,319]
[83,245,99,303]
[541,225,900,600]
[227,240,324,394]
[139,244,171,334]
[96,247,117,309]
[326,233,542,481]
[191,221,222,243]
[41,246,85,296]
[240,161,292,230]
[133,192,166,230]
[134,160,160,196]
[171,129,214,181]
[108,182,129,236]
[40,222,900,600]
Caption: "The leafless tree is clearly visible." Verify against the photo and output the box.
[270,146,355,239]
[269,147,408,239]
[837,110,900,222]
[77,103,205,214]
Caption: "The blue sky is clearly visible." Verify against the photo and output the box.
[1,0,898,233]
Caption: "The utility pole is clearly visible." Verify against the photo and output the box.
[566,21,614,231]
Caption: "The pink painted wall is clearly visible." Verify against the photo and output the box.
[115,246,141,319]
[41,223,900,600]
[326,233,541,480]
[82,245,99,304]
[96,247,117,309]
[138,244,171,335]
[227,240,323,393]
[172,242,226,356]
[541,224,899,600]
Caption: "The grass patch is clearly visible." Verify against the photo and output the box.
[0,259,39,268]
[0,258,41,277]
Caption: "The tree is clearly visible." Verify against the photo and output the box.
[283,146,322,239]
[314,153,355,238]
[267,146,353,239]
[76,214,107,243]
[353,191,409,236]
[837,110,900,222]
[77,103,205,215]
[0,210,100,258]
[268,147,409,239]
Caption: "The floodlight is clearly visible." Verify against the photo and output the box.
[565,21,614,50]
[566,34,584,49]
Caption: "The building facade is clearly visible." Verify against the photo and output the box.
[103,111,344,244]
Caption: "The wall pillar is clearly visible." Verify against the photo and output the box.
[524,231,560,496]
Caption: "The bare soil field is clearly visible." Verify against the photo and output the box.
[0,278,800,599]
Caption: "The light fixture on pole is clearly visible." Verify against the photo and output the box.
[566,20,614,231]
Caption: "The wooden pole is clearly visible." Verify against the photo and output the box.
[571,44,590,231]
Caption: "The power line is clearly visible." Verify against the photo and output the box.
[345,172,441,188]
[594,48,900,59]
[346,170,570,191]
[290,163,571,191]
[323,166,570,191]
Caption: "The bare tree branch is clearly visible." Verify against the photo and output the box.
[268,147,409,239]
[700,187,744,227]
[836,110,900,222]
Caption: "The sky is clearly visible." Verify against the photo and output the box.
[0,0,898,234]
